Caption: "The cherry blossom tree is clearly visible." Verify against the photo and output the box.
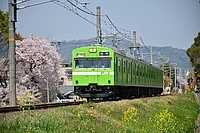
[0,35,62,105]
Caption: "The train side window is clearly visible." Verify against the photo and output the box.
[139,65,141,76]
[153,70,154,79]
[124,61,126,73]
[118,59,120,66]
[133,63,135,75]
[118,59,121,72]
[128,62,130,73]
[146,67,148,77]
[142,66,144,76]
[121,59,123,72]
[149,69,151,78]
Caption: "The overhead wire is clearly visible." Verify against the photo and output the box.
[17,0,57,10]
[54,0,150,50]
[54,1,96,26]
[139,37,151,53]
[16,0,146,48]
[140,37,164,63]
[105,15,133,42]
[66,0,100,16]
[54,1,115,38]
[63,0,133,42]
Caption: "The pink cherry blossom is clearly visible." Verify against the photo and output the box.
[0,35,62,105]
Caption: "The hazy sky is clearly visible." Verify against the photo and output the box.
[1,0,200,50]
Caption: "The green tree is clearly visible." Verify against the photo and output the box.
[0,10,23,90]
[0,10,9,40]
[186,32,200,76]
[0,10,23,41]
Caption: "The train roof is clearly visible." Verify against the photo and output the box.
[96,44,162,71]
[75,44,163,71]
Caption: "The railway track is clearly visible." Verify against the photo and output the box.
[0,101,84,113]
[0,93,170,114]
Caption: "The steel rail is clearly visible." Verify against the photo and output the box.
[0,101,84,113]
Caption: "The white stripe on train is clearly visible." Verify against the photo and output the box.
[72,72,114,75]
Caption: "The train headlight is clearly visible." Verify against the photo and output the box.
[89,48,97,53]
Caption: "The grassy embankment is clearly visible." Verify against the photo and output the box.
[0,92,199,133]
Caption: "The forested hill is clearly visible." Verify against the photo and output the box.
[57,37,191,70]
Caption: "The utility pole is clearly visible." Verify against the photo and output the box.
[150,46,154,65]
[7,0,59,106]
[171,63,177,91]
[129,31,139,59]
[175,66,177,90]
[133,31,137,58]
[8,0,17,106]
[96,6,102,44]
[47,77,49,103]
[170,64,171,89]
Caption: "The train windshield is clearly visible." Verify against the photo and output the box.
[75,58,111,69]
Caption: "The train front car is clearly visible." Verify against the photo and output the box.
[72,45,115,99]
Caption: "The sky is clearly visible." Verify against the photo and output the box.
[0,0,200,50]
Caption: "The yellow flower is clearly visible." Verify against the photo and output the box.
[90,113,93,117]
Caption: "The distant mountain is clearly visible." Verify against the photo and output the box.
[57,37,191,71]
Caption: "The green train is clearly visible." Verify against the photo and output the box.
[72,44,163,99]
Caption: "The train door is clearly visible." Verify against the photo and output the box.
[141,65,143,85]
[117,58,122,84]
[136,63,138,85]
[143,66,145,86]
[87,58,99,84]
[132,62,136,85]
[128,62,131,85]
[145,66,147,86]
[126,61,128,84]
[122,60,124,85]
[130,62,133,85]
[97,58,112,85]
[138,64,140,85]
[115,57,118,84]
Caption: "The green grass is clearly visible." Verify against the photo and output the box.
[0,92,199,133]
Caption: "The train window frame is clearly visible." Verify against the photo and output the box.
[128,62,130,73]
[136,64,138,76]
[123,61,126,73]
[99,58,112,69]
[74,58,87,69]
[140,65,143,77]
[118,58,120,66]
[138,65,140,76]
[74,58,112,69]
[143,66,145,77]
[133,63,135,75]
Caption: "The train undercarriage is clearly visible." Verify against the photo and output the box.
[74,84,163,100]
